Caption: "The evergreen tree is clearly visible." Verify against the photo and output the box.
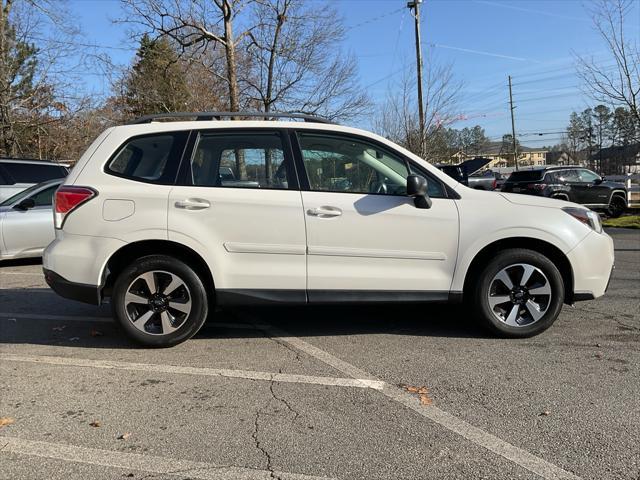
[123,35,189,118]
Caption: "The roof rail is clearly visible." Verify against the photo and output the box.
[127,111,334,125]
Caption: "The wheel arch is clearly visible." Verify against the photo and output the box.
[609,189,627,203]
[101,240,215,300]
[462,237,575,304]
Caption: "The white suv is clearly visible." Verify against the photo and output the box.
[43,112,614,346]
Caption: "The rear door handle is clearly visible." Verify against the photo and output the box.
[307,206,342,218]
[174,198,211,210]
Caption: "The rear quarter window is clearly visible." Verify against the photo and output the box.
[106,132,188,184]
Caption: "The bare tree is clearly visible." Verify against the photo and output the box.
[0,0,93,159]
[576,0,640,123]
[243,0,368,121]
[374,61,462,159]
[119,0,255,113]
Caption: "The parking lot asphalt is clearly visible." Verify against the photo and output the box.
[0,228,638,480]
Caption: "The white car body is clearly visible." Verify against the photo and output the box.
[43,118,614,340]
[0,180,61,260]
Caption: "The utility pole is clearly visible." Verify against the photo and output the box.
[407,0,425,157]
[508,75,519,171]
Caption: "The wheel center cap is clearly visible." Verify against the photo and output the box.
[511,288,529,305]
[149,295,168,311]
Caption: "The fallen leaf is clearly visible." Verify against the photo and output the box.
[595,352,603,359]
[0,417,15,428]
[403,385,433,406]
[117,432,131,440]
[90,330,104,337]
[89,421,101,427]
[419,393,433,406]
[539,411,551,416]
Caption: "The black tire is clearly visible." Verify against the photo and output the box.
[112,255,209,347]
[606,195,626,218]
[471,248,564,338]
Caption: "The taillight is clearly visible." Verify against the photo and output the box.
[54,186,97,229]
[492,179,497,190]
[526,183,546,191]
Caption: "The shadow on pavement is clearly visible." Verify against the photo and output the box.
[0,288,493,350]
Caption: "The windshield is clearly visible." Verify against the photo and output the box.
[0,183,42,206]
[0,182,57,206]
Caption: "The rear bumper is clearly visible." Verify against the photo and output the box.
[43,268,100,305]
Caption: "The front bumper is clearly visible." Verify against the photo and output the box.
[567,230,615,301]
[43,268,100,305]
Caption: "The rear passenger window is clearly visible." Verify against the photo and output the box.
[0,163,67,184]
[190,132,291,189]
[107,132,188,184]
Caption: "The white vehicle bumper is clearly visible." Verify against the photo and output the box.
[567,230,615,301]
[43,231,126,304]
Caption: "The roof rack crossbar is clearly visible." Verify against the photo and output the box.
[128,111,333,125]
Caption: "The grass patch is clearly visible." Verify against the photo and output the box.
[602,215,640,229]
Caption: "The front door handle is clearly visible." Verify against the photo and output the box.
[307,206,342,218]
[175,198,211,210]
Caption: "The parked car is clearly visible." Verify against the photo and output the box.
[501,166,628,217]
[0,158,68,202]
[436,158,495,190]
[468,170,498,190]
[44,112,614,346]
[0,179,62,260]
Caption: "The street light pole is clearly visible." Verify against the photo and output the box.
[407,0,425,157]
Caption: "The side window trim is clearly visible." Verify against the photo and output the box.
[292,129,452,199]
[178,129,299,191]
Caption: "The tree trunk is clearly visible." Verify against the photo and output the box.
[222,0,239,114]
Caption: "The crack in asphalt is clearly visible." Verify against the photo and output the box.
[251,403,279,480]
[270,369,300,423]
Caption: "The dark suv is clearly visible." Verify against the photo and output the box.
[501,166,627,217]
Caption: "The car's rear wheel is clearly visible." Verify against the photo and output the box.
[606,195,626,218]
[112,255,209,347]
[473,249,564,338]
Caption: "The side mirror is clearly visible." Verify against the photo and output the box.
[595,176,604,184]
[15,198,35,210]
[406,174,432,209]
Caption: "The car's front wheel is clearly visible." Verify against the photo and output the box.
[112,255,209,347]
[606,195,626,218]
[473,249,564,338]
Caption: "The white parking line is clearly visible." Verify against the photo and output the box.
[0,272,44,276]
[0,436,334,480]
[244,319,582,480]
[0,353,385,391]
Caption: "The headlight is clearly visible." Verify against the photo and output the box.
[562,207,602,233]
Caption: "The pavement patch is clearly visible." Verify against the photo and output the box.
[243,317,582,480]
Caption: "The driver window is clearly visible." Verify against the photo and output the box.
[298,133,409,195]
[577,169,600,183]
[29,185,58,207]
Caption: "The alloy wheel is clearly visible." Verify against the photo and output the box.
[124,270,192,335]
[487,263,552,327]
